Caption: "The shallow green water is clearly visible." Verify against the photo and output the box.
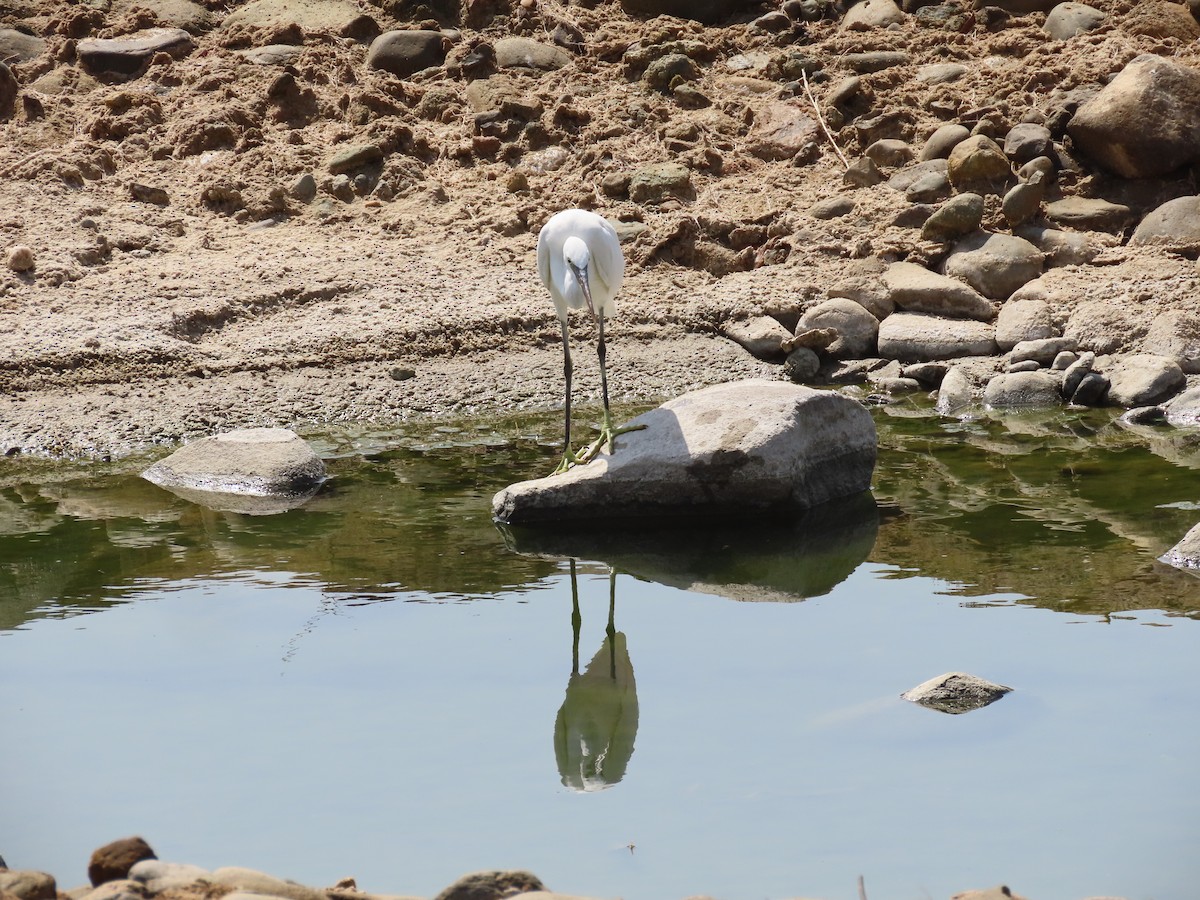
[2,401,1198,899]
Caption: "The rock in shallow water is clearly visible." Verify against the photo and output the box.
[492,381,877,525]
[902,672,1012,714]
[141,428,327,509]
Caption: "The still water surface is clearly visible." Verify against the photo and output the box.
[2,402,1199,900]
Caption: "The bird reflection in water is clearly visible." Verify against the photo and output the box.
[553,560,638,792]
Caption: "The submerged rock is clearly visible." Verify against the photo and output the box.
[902,672,1013,714]
[1160,521,1200,571]
[141,428,327,510]
[491,381,877,524]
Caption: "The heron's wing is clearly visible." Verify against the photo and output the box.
[587,218,625,314]
[536,227,553,293]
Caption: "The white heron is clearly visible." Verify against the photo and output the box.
[537,209,644,474]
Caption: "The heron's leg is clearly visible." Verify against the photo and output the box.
[597,314,612,432]
[606,566,617,680]
[553,318,582,475]
[575,314,646,463]
[570,559,581,676]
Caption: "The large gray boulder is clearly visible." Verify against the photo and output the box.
[491,381,877,524]
[1069,54,1200,178]
[142,428,327,511]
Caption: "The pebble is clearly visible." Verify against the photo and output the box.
[1044,2,1106,39]
[1130,196,1200,250]
[921,192,983,242]
[494,37,572,70]
[947,134,1011,191]
[808,196,855,219]
[864,138,912,168]
[842,0,904,29]
[77,28,193,75]
[1051,350,1079,371]
[843,156,884,186]
[643,53,698,90]
[1003,123,1052,163]
[941,231,1044,300]
[89,837,156,887]
[723,316,791,360]
[882,261,995,321]
[327,144,383,175]
[1001,178,1043,228]
[0,872,56,900]
[1010,336,1078,365]
[797,298,880,358]
[1005,359,1041,373]
[628,162,692,204]
[877,312,997,361]
[1043,197,1134,233]
[783,346,821,382]
[6,244,35,272]
[985,371,1062,407]
[1105,354,1186,407]
[1070,371,1110,405]
[920,123,970,161]
[916,62,968,84]
[902,672,1012,714]
[935,365,974,414]
[1060,351,1095,398]
[841,51,909,73]
[906,170,951,203]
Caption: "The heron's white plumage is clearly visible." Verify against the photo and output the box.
[537,209,624,320]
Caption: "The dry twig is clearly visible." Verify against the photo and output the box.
[801,69,850,171]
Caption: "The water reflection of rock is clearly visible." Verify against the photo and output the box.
[872,406,1200,616]
[554,562,638,792]
[0,450,560,631]
[503,491,879,604]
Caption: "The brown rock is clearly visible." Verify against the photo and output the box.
[1068,55,1200,178]
[748,102,819,161]
[433,871,546,900]
[89,837,157,887]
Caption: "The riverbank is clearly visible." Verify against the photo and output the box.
[3,1,1200,458]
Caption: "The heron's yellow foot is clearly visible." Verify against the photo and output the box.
[553,447,584,475]
[575,416,647,465]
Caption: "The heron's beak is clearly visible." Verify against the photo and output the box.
[570,262,596,318]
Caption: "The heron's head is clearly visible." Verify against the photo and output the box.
[562,235,591,280]
[562,235,594,313]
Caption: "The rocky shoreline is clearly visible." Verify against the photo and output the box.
[0,837,1085,900]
